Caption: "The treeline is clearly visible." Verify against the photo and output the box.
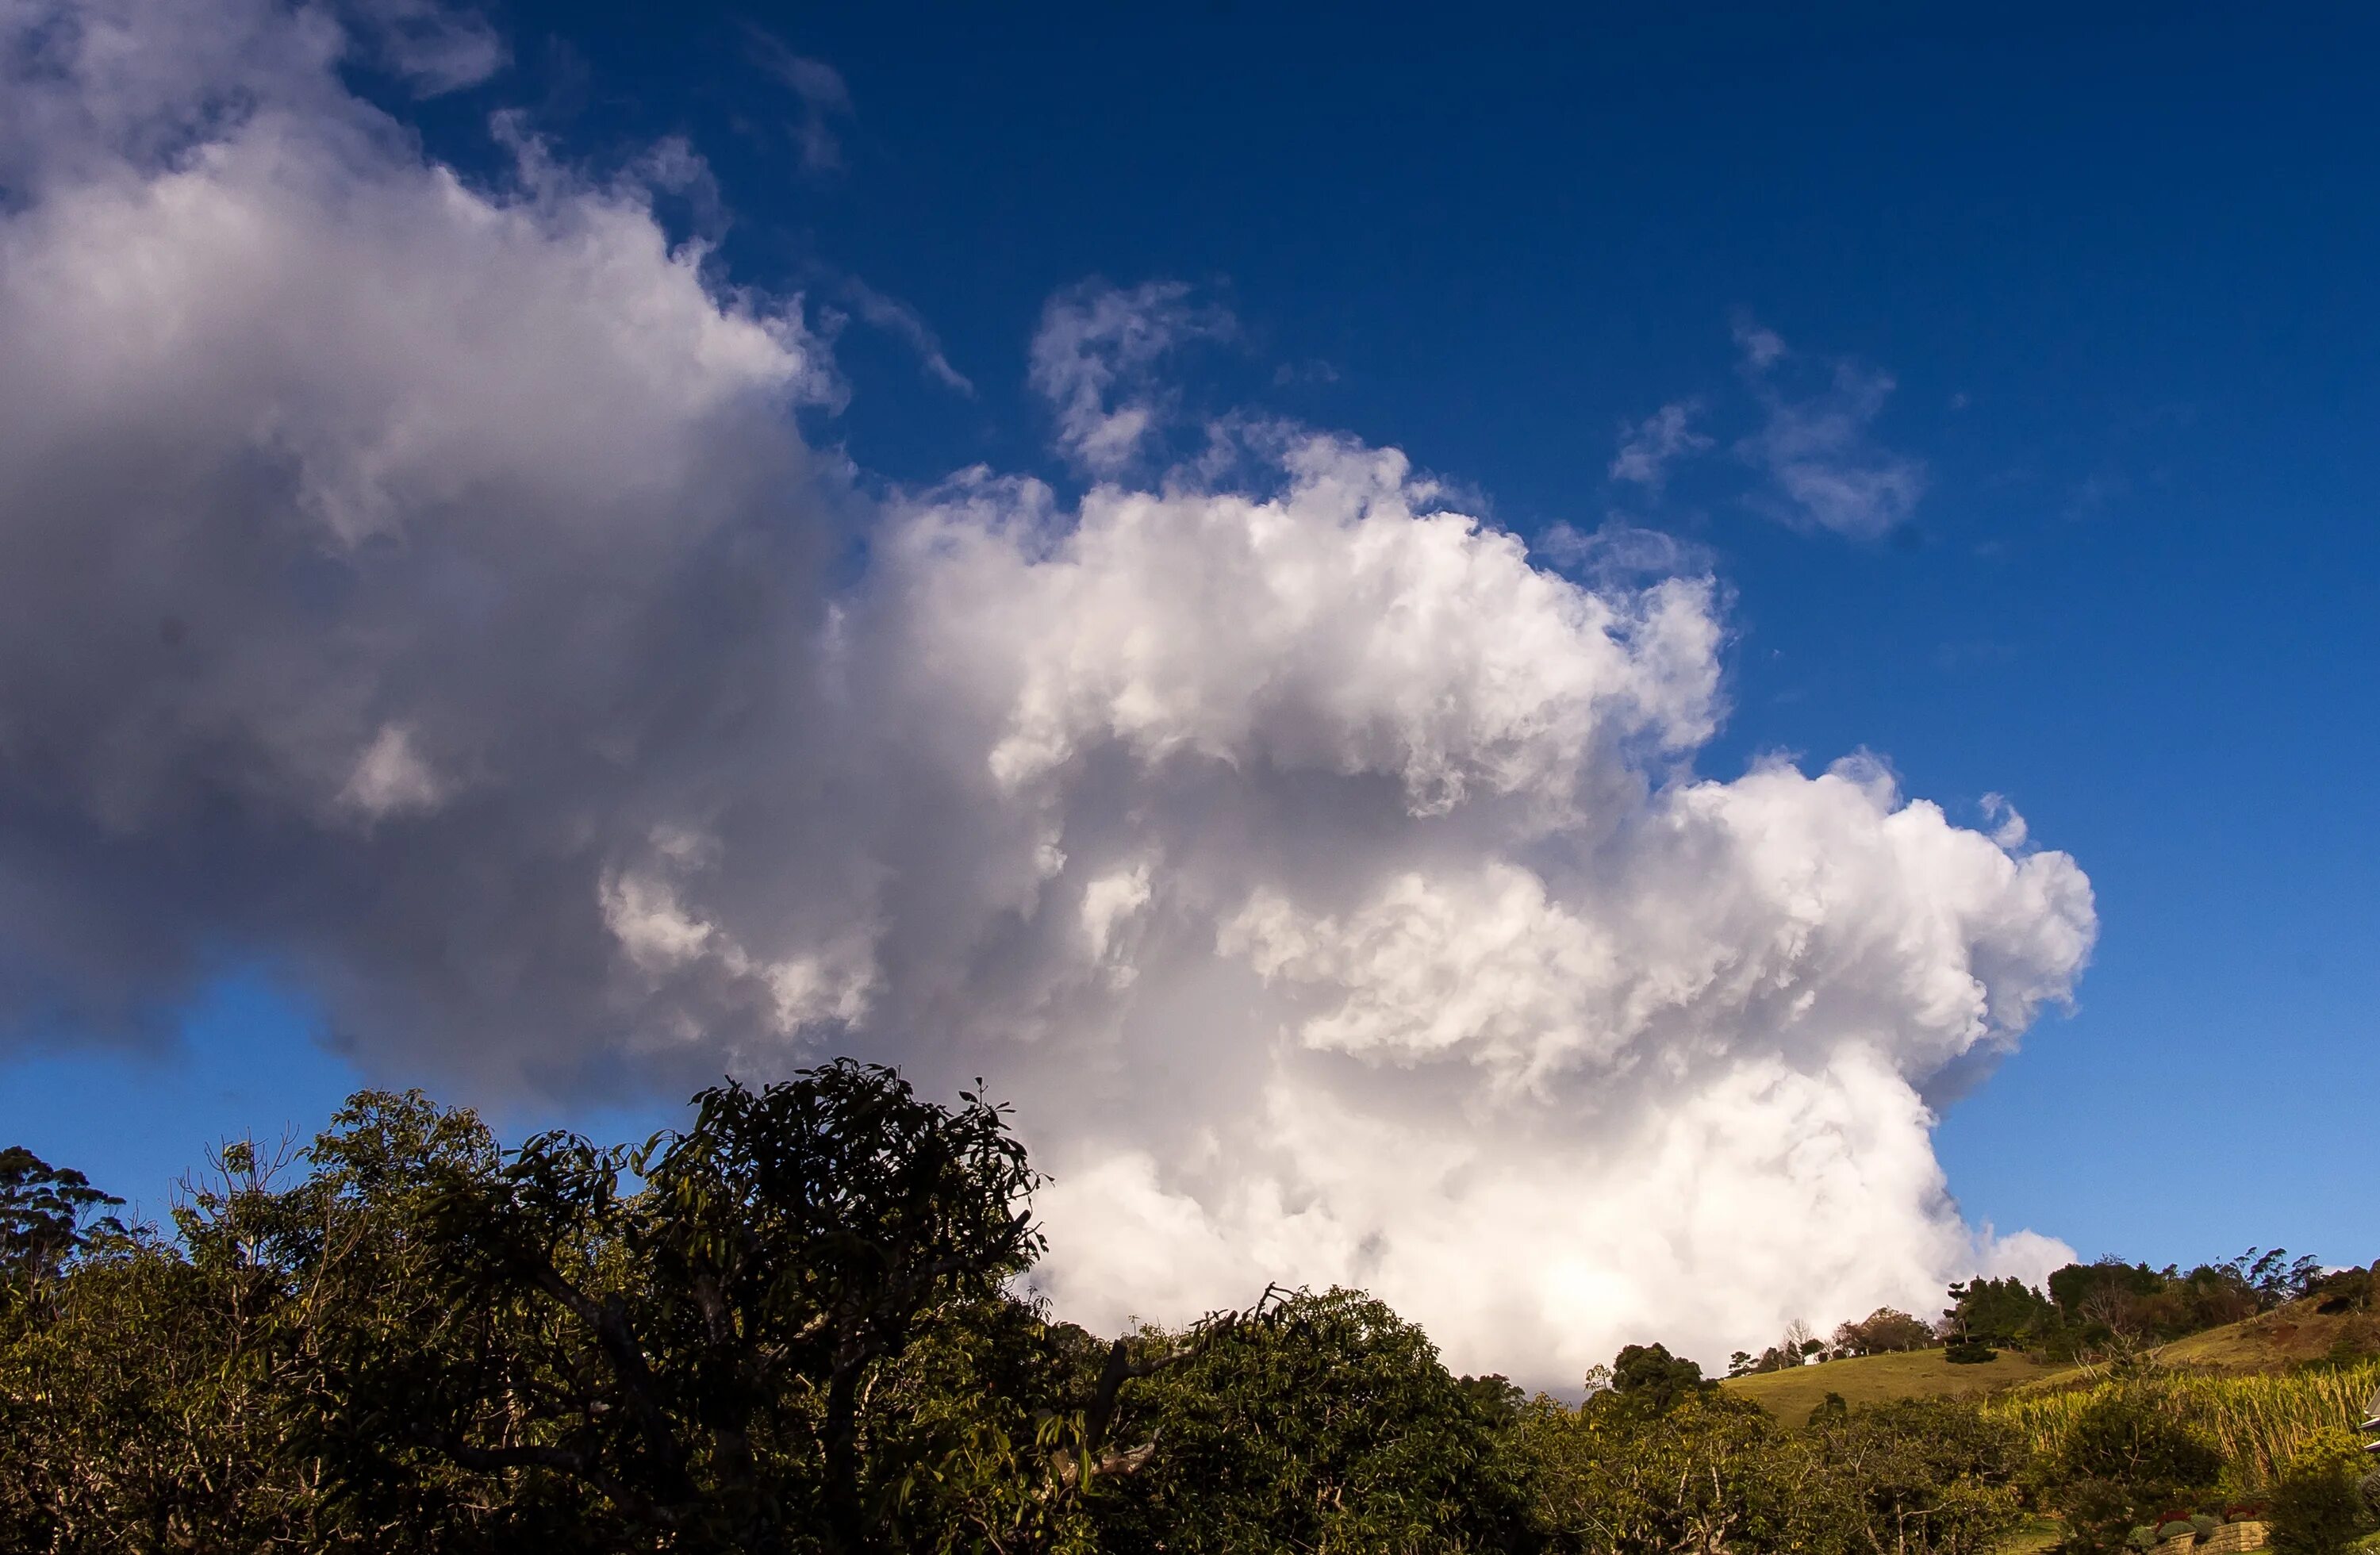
[2,1063,2374,1554]
[1730,1254,2370,1379]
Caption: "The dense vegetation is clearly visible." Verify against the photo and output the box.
[1728,1254,2362,1380]
[3,1064,2375,1553]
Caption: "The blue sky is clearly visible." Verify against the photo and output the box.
[2,0,2374,1315]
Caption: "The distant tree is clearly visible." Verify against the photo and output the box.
[0,1146,122,1308]
[1611,1342,1718,1415]
[2226,1249,2323,1313]
[2305,1266,2371,1315]
[1942,1279,2055,1348]
[1459,1372,1530,1426]
[1834,1307,1937,1357]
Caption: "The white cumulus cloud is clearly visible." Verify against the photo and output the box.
[0,0,2093,1384]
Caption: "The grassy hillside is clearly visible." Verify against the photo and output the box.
[2157,1301,2374,1372]
[1725,1298,2377,1423]
[1722,1348,2069,1419]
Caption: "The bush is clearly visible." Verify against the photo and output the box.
[2032,1389,2225,1555]
[2270,1429,2379,1555]
[1946,1341,1999,1365]
[2159,1521,2198,1542]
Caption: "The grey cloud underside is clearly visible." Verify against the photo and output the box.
[0,0,2096,1383]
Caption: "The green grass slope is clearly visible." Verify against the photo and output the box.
[1723,1299,2376,1421]
[1722,1348,2068,1419]
[2155,1300,2372,1372]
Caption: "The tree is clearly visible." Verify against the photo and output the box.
[2035,1388,2225,1555]
[1611,1342,1718,1414]
[1095,1287,1537,1555]
[0,1147,122,1309]
[1834,1307,1937,1357]
[1796,1397,2023,1555]
[2226,1249,2323,1313]
[0,1128,409,1550]
[1521,1381,1788,1555]
[313,1062,1049,1552]
[1942,1280,2055,1349]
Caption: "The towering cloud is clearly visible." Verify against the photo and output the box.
[0,0,2094,1383]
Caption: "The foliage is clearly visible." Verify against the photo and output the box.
[1945,1279,2056,1349]
[1092,1287,1535,1554]
[0,1146,123,1309]
[2017,1386,2228,1555]
[1519,1384,1788,1555]
[2267,1430,2379,1555]
[1795,1396,2026,1555]
[2036,1254,2320,1360]
[314,1062,1054,1552]
[1523,1381,2021,1555]
[1837,1307,1939,1357]
[2305,1266,2378,1317]
[1990,1360,2380,1489]
[1611,1341,1718,1413]
[1,1076,2369,1554]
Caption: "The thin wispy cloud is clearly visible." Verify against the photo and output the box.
[1027,278,1234,473]
[1733,318,1789,371]
[1536,516,1715,585]
[351,0,507,94]
[742,25,854,173]
[1735,321,1927,539]
[1609,401,1714,493]
[841,279,973,395]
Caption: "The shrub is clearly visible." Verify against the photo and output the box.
[2159,1521,2198,1541]
[1946,1341,1999,1365]
[2270,1429,2378,1555]
[2024,1388,2225,1555]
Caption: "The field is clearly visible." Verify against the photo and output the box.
[1988,1357,2380,1485]
[1722,1300,2380,1489]
[1722,1347,2070,1419]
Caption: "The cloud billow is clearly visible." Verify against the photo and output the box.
[0,0,2094,1382]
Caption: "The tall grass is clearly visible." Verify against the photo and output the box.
[1986,1360,2380,1487]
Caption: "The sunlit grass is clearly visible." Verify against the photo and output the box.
[1721,1348,2072,1419]
[1985,1359,2380,1486]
